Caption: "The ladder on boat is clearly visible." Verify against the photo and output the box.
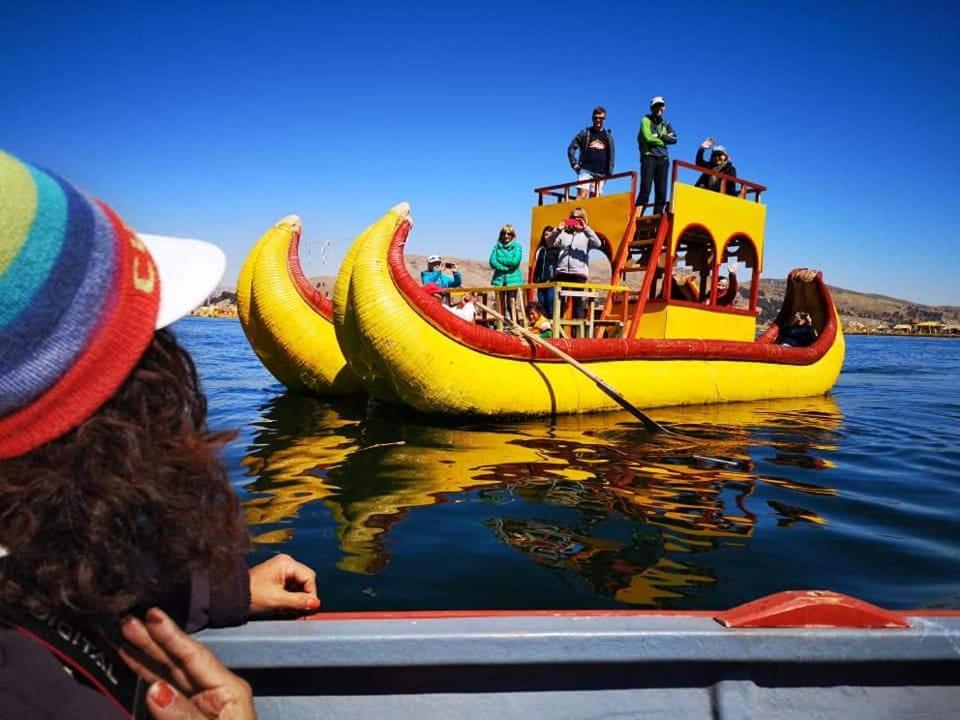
[598,211,671,337]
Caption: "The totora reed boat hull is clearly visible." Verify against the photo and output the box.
[237,216,362,396]
[333,205,845,417]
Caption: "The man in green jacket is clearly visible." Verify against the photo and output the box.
[636,96,677,214]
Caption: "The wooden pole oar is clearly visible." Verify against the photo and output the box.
[474,300,674,434]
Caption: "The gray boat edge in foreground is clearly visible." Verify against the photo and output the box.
[198,608,960,720]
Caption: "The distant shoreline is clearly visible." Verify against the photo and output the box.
[845,331,959,338]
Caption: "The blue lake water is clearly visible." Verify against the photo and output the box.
[174,317,960,611]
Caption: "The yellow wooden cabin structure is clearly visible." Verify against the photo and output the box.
[527,162,767,342]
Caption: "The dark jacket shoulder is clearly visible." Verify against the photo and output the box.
[0,629,125,720]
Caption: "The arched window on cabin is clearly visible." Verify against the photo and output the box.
[667,225,716,303]
[713,234,758,311]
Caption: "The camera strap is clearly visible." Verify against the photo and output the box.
[1,609,148,719]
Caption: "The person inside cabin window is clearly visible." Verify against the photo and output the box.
[636,96,677,214]
[779,311,818,347]
[489,224,524,322]
[545,207,603,319]
[568,107,615,199]
[713,261,739,306]
[533,225,559,317]
[0,152,319,718]
[695,138,739,196]
[444,291,478,323]
[526,301,553,338]
[420,254,462,288]
[671,273,700,302]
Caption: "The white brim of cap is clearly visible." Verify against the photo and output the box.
[138,233,227,329]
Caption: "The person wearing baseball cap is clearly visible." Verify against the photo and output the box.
[636,95,677,214]
[0,150,316,717]
[420,253,462,289]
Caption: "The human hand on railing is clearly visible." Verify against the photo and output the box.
[120,608,257,720]
[249,553,320,615]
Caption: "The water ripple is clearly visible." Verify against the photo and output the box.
[173,319,960,611]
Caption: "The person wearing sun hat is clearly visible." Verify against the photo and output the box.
[0,150,314,718]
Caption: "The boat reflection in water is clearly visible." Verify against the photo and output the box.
[240,394,842,607]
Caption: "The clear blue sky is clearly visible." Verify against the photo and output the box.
[3,1,958,304]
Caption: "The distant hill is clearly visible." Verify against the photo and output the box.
[211,254,960,331]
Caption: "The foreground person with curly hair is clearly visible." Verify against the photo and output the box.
[0,150,316,719]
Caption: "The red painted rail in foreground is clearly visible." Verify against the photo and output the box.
[301,590,960,628]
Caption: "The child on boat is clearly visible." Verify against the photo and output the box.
[525,301,553,338]
[489,224,524,322]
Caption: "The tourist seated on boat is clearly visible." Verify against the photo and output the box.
[533,225,559,317]
[0,152,319,718]
[490,223,524,322]
[567,106,615,199]
[695,138,738,196]
[526,301,553,338]
[545,207,603,319]
[713,261,739,306]
[445,291,477,322]
[779,311,819,346]
[420,253,462,288]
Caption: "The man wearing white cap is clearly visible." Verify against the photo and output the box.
[636,96,677,214]
[420,254,462,289]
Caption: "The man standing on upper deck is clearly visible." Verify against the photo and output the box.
[636,96,677,214]
[567,107,615,199]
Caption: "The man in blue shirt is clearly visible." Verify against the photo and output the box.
[567,107,615,199]
[420,254,462,288]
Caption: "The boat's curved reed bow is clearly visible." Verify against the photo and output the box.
[237,215,362,395]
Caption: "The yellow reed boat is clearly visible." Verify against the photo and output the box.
[332,163,844,416]
[237,215,361,395]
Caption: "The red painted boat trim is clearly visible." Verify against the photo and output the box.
[387,219,838,365]
[301,592,960,624]
[301,609,717,621]
[714,590,910,629]
[287,225,333,321]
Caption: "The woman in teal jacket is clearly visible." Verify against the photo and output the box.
[489,224,524,321]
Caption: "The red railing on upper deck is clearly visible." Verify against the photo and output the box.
[534,171,637,205]
[671,160,767,202]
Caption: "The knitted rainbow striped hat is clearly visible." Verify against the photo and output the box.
[0,150,225,458]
